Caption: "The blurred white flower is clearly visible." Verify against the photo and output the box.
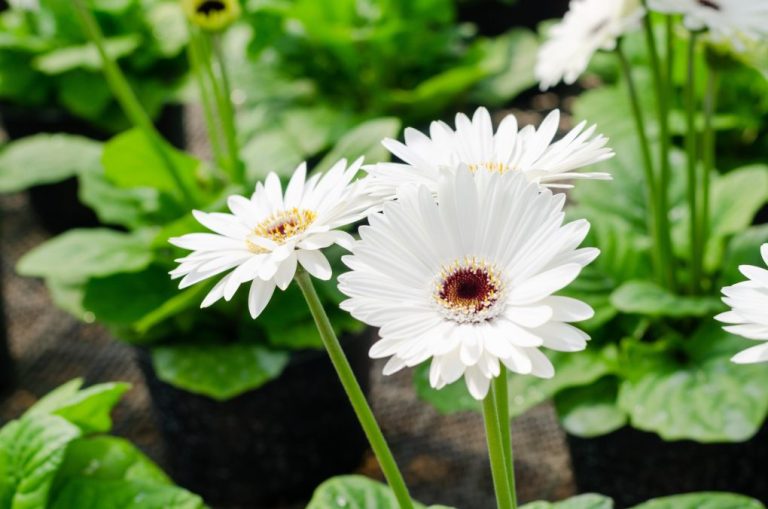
[536,0,645,90]
[649,0,768,50]
[366,107,613,198]
[716,243,768,364]
[339,168,598,400]
[8,0,39,11]
[169,159,376,318]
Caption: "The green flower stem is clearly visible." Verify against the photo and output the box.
[294,270,415,509]
[616,46,665,286]
[483,388,514,509]
[71,0,195,207]
[211,35,244,182]
[700,62,719,282]
[685,34,701,293]
[493,369,517,508]
[641,6,677,290]
[187,29,227,173]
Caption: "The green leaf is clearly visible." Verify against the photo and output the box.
[628,492,765,509]
[314,117,401,174]
[50,479,206,509]
[610,281,722,318]
[306,475,444,509]
[0,134,102,192]
[705,165,768,269]
[151,343,290,400]
[102,129,208,208]
[520,494,615,509]
[46,278,89,321]
[0,414,82,509]
[26,379,130,434]
[555,377,627,438]
[33,35,142,75]
[17,229,153,284]
[471,28,539,105]
[54,436,169,488]
[146,3,189,58]
[58,71,113,121]
[415,347,614,416]
[618,323,768,442]
[719,224,768,286]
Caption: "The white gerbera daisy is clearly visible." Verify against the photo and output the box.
[716,244,768,364]
[338,167,598,400]
[536,0,645,90]
[649,0,768,50]
[169,158,375,318]
[366,107,613,199]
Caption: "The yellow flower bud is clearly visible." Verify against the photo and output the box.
[181,0,241,32]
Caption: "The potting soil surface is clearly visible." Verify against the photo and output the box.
[0,106,577,509]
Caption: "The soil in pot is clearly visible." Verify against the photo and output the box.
[0,103,185,234]
[567,424,768,507]
[0,288,13,395]
[136,332,372,509]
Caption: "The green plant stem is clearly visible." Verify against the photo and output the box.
[294,270,414,509]
[187,30,227,173]
[71,0,195,207]
[685,34,701,293]
[641,6,677,290]
[700,62,719,284]
[483,389,514,509]
[616,46,666,287]
[209,34,244,182]
[493,369,517,508]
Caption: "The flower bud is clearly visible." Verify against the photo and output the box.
[181,0,241,32]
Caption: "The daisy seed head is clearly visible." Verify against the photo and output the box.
[435,258,504,324]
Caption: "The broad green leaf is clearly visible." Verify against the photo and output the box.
[17,229,153,284]
[146,3,188,57]
[520,494,614,509]
[415,347,614,416]
[0,414,82,509]
[54,437,169,488]
[389,66,488,115]
[151,343,290,400]
[719,224,768,287]
[26,379,130,434]
[618,323,768,442]
[306,475,446,509]
[102,129,208,207]
[0,134,102,192]
[628,492,764,509]
[470,28,539,105]
[314,117,400,174]
[33,35,142,75]
[46,279,88,321]
[555,377,627,438]
[610,281,722,318]
[58,71,113,121]
[50,479,206,509]
[82,266,180,331]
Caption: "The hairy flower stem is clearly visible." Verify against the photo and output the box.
[188,29,227,173]
[494,369,517,508]
[483,388,515,509]
[616,46,666,287]
[641,7,677,290]
[700,62,719,286]
[71,0,195,208]
[294,270,415,509]
[686,34,701,293]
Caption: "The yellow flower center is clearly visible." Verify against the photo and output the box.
[434,257,504,323]
[246,208,317,253]
[467,161,512,174]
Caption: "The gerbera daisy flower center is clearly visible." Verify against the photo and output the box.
[246,208,317,253]
[697,0,720,10]
[434,258,504,323]
[196,0,226,15]
[467,161,512,174]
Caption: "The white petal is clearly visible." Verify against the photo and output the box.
[298,250,332,280]
[248,278,276,319]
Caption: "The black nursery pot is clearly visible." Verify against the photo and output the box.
[457,0,570,35]
[0,285,13,394]
[137,332,372,509]
[0,103,186,233]
[567,424,768,507]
